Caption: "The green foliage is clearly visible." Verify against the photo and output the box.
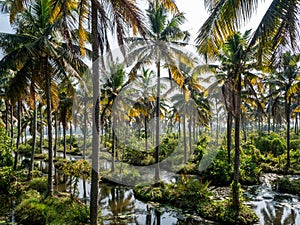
[134,177,258,225]
[0,166,14,194]
[254,132,286,156]
[291,139,300,151]
[273,177,300,196]
[134,177,212,209]
[28,177,47,193]
[200,147,233,185]
[0,127,12,167]
[240,145,262,185]
[199,201,259,225]
[62,159,91,198]
[15,190,89,225]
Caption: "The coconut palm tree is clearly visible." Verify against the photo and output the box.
[126,0,191,181]
[269,51,300,169]
[213,30,261,212]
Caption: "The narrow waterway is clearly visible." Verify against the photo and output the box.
[244,174,300,225]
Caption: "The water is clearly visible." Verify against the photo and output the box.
[97,184,214,225]
[244,174,300,225]
[14,155,300,224]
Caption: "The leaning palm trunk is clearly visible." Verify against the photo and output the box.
[90,2,100,224]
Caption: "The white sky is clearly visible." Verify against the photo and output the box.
[0,0,273,55]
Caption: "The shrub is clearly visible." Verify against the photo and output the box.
[254,132,286,156]
[273,177,300,196]
[0,127,12,167]
[15,190,89,225]
[200,147,232,186]
[28,177,47,193]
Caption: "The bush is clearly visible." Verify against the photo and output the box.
[15,190,90,225]
[254,132,286,156]
[200,147,232,186]
[28,177,47,193]
[0,127,12,167]
[273,177,300,196]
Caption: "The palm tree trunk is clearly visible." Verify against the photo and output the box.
[54,111,58,158]
[14,101,22,170]
[83,96,88,159]
[183,114,187,163]
[63,124,67,159]
[286,96,291,170]
[227,112,232,164]
[232,74,241,213]
[5,100,9,132]
[90,2,100,224]
[28,97,37,180]
[145,115,148,152]
[10,104,14,148]
[155,61,161,182]
[69,121,72,151]
[111,116,115,172]
[46,65,54,197]
[40,105,43,153]
[295,113,299,134]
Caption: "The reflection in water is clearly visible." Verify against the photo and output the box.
[246,174,300,225]
[98,184,212,225]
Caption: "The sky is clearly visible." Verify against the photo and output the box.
[0,0,273,55]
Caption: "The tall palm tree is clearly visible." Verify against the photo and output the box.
[214,31,261,212]
[269,51,300,169]
[127,0,191,181]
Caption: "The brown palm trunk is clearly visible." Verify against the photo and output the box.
[28,96,37,180]
[63,124,67,159]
